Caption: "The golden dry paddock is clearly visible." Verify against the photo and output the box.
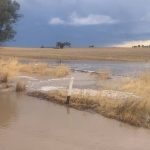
[0,47,150,61]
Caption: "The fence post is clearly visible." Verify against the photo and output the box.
[66,77,74,104]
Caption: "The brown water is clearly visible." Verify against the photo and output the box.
[0,92,150,150]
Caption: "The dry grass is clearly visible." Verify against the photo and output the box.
[28,89,150,128]
[0,72,8,83]
[122,72,150,98]
[0,58,70,80]
[94,70,112,80]
[0,58,18,76]
[19,63,70,77]
[0,47,150,61]
[16,81,26,92]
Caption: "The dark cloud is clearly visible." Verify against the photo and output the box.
[9,0,150,47]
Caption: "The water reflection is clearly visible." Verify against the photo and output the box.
[0,92,18,128]
[66,106,70,114]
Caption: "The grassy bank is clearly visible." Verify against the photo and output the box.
[28,90,150,128]
[0,58,70,82]
[0,47,150,61]
[28,73,150,128]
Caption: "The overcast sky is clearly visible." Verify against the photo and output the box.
[8,0,150,47]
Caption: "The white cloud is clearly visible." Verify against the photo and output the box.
[69,13,116,26]
[114,40,150,47]
[49,13,117,26]
[49,17,65,25]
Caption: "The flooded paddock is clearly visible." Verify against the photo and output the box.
[63,60,150,76]
[0,92,150,150]
[22,59,150,76]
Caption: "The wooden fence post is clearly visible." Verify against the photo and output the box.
[66,77,74,104]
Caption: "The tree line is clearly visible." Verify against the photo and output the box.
[132,45,150,48]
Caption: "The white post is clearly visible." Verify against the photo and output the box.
[66,77,74,104]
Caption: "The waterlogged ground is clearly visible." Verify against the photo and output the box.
[15,72,129,94]
[19,59,150,92]
[16,60,142,99]
[0,60,150,149]
[23,59,150,76]
[62,60,150,76]
[17,72,101,91]
[0,92,150,150]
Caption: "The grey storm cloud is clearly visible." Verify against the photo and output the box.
[17,0,150,25]
[11,0,150,47]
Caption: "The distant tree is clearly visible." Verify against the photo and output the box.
[64,41,71,47]
[0,0,21,44]
[56,42,64,49]
[89,45,94,48]
[56,41,71,49]
[41,45,44,48]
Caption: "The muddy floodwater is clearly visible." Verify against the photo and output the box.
[0,92,150,150]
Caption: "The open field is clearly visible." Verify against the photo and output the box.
[0,47,150,61]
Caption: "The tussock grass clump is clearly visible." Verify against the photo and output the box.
[0,72,8,83]
[16,81,26,92]
[19,63,49,75]
[28,90,150,128]
[94,70,111,80]
[0,58,19,76]
[50,65,71,77]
